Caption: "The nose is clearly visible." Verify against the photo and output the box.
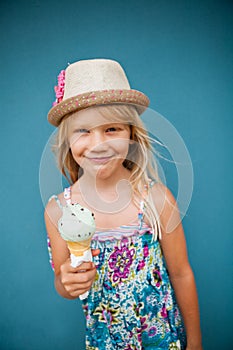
[89,130,108,152]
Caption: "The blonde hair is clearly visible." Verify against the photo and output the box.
[52,104,162,240]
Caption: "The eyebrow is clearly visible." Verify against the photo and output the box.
[71,121,127,130]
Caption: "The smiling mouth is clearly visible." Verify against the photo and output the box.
[86,156,114,164]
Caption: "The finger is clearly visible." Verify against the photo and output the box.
[74,268,97,283]
[69,287,91,299]
[65,281,93,294]
[91,249,100,256]
[65,270,97,297]
[63,282,91,298]
[62,269,96,294]
[74,261,96,272]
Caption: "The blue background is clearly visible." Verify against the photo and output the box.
[1,0,232,349]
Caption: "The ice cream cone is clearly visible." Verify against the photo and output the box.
[67,239,92,257]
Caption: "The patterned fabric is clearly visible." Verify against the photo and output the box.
[47,188,187,349]
[83,225,186,349]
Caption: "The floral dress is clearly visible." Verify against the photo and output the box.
[47,188,187,350]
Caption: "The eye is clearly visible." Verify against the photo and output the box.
[106,127,117,132]
[76,128,89,134]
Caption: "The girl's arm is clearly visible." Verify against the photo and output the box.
[44,198,98,299]
[152,184,202,350]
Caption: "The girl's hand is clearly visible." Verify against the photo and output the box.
[58,249,100,299]
[186,345,203,350]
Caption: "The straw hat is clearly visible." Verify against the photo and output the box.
[47,59,149,126]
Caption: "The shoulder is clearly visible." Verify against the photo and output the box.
[150,182,181,234]
[44,192,65,227]
[150,181,177,210]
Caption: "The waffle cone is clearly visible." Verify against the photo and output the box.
[67,239,91,257]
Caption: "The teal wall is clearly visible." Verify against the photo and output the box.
[1,0,232,349]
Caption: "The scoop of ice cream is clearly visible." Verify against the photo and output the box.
[58,203,96,242]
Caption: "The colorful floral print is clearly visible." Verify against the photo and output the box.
[82,228,186,349]
[108,239,135,285]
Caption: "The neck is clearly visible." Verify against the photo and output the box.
[80,166,131,191]
[72,167,133,214]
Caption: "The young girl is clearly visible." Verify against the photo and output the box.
[45,59,202,349]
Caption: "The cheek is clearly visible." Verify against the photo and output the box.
[69,143,79,160]
[117,139,130,151]
[69,143,82,165]
[69,135,88,156]
[69,134,82,149]
[110,139,130,159]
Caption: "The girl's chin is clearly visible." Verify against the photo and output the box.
[82,162,126,180]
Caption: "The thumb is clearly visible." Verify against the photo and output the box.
[91,249,100,257]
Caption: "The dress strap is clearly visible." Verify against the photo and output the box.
[138,180,149,229]
[48,187,72,207]
[64,187,72,204]
[47,236,54,271]
[48,194,63,209]
[149,179,156,188]
[137,179,157,229]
